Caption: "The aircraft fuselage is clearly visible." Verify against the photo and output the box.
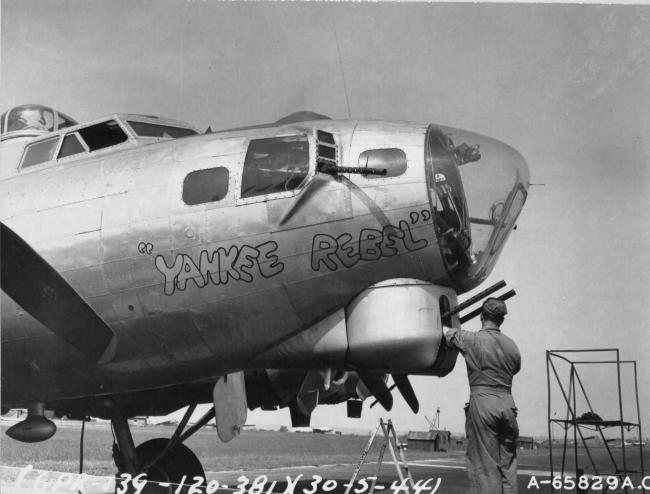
[1,116,529,413]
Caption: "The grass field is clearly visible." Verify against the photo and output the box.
[1,422,646,492]
[0,423,465,476]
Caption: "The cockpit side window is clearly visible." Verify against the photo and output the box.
[77,120,128,152]
[183,167,229,205]
[240,135,309,199]
[20,137,59,168]
[127,121,198,139]
[58,133,86,159]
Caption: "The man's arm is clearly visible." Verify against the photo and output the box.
[513,345,522,375]
[443,325,469,352]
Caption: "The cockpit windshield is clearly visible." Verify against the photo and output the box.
[426,125,529,288]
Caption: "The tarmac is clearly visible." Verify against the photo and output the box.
[202,457,555,494]
[2,424,646,494]
[1,455,558,494]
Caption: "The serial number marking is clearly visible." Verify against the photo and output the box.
[527,475,650,491]
[113,474,443,494]
[10,465,114,493]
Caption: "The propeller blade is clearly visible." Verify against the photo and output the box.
[295,370,322,416]
[392,374,419,413]
[358,372,393,411]
[0,222,114,362]
[295,391,319,418]
[356,379,371,400]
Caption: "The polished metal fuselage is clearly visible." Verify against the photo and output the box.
[0,119,481,407]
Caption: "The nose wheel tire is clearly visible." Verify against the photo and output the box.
[134,438,205,494]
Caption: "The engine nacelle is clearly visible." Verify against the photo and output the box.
[250,278,459,376]
[345,279,457,372]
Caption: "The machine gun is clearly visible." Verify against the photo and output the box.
[442,280,516,324]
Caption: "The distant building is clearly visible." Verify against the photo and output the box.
[517,436,535,449]
[129,416,148,427]
[291,427,313,433]
[312,427,334,434]
[407,430,452,452]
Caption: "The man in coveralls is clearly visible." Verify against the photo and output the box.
[443,298,521,494]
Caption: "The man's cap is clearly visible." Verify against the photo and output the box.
[482,297,508,317]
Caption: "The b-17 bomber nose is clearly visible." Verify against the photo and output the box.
[425,125,529,291]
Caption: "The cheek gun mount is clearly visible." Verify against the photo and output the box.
[368,280,516,410]
[317,161,388,177]
[442,279,516,324]
[315,129,388,177]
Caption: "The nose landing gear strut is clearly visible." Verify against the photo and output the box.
[111,403,214,493]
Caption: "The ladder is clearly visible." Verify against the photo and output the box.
[345,419,415,494]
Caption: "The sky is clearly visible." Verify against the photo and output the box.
[1,1,649,438]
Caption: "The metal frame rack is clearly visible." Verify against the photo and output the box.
[346,419,415,494]
[546,349,645,493]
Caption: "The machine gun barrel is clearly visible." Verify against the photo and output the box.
[441,280,506,320]
[459,289,516,324]
[337,166,387,175]
[317,162,387,176]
